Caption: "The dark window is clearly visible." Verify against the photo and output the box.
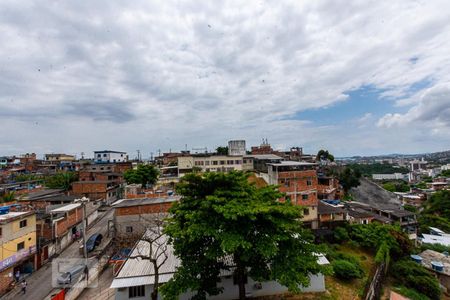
[303,208,309,215]
[0,227,2,237]
[212,161,218,165]
[19,220,27,228]
[302,194,308,200]
[220,160,225,165]
[17,242,25,251]
[129,285,145,298]
[306,177,312,186]
[103,154,107,157]
[126,226,133,233]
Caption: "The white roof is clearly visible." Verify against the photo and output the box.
[111,230,329,289]
[50,203,81,213]
[421,234,450,246]
[429,227,446,234]
[0,211,29,221]
[269,161,316,167]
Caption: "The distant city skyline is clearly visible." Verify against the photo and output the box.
[1,1,449,157]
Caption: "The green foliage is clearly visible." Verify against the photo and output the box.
[391,260,441,300]
[332,259,364,280]
[419,190,450,233]
[45,172,78,190]
[415,182,427,189]
[333,226,349,243]
[382,181,410,193]
[316,149,335,162]
[374,241,390,267]
[13,173,42,182]
[337,167,361,195]
[123,164,159,187]
[348,163,409,176]
[440,169,450,177]
[394,286,430,300]
[215,146,229,155]
[162,171,323,300]
[1,192,16,203]
[403,205,418,213]
[349,223,413,258]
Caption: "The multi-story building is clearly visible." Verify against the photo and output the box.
[267,161,319,229]
[0,209,36,295]
[44,153,76,162]
[94,150,128,163]
[177,154,244,176]
[228,140,246,156]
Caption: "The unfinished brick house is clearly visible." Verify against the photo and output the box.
[268,161,319,229]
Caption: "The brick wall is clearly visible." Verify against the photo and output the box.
[72,182,108,194]
[115,202,173,216]
[277,169,318,207]
[0,266,14,296]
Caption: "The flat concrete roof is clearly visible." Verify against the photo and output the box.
[112,196,181,208]
[50,203,81,213]
[0,211,34,223]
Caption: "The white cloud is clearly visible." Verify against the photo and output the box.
[0,0,450,156]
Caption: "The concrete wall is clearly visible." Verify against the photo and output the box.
[115,274,325,300]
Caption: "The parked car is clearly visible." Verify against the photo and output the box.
[85,233,103,253]
[56,264,85,285]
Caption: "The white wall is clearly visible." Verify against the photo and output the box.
[115,274,325,300]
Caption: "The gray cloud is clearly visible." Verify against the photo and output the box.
[0,0,450,156]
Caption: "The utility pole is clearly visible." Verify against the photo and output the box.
[75,197,89,261]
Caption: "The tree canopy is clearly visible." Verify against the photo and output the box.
[162,171,323,300]
[123,164,159,187]
[215,146,229,155]
[418,190,450,232]
[45,172,78,190]
[337,167,361,196]
[316,149,334,162]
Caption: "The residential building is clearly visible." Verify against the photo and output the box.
[268,161,319,229]
[228,140,246,156]
[317,173,340,200]
[44,153,76,162]
[372,173,409,181]
[177,154,243,176]
[111,197,179,247]
[0,209,36,296]
[317,201,346,229]
[242,154,284,173]
[110,230,330,300]
[94,150,128,163]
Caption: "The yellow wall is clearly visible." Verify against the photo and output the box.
[0,231,36,260]
[0,214,36,261]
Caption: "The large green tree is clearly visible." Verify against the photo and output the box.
[215,146,229,155]
[418,190,450,232]
[123,164,159,187]
[337,167,361,196]
[316,149,335,163]
[45,172,78,190]
[162,171,323,300]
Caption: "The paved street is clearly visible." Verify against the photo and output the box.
[3,209,114,300]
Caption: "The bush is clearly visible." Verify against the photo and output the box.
[391,260,441,300]
[332,259,364,280]
[333,227,349,243]
[394,286,430,300]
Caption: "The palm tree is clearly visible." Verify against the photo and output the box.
[1,191,16,203]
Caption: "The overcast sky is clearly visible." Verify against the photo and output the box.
[1,0,449,158]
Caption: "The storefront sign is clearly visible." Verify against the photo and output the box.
[0,246,36,271]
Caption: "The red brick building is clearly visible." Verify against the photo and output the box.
[268,161,319,228]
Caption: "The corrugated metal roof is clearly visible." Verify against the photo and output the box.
[50,203,81,213]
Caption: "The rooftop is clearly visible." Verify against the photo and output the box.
[50,203,81,213]
[94,150,127,154]
[269,161,317,167]
[419,249,450,276]
[318,201,346,215]
[421,234,450,247]
[243,154,284,160]
[112,196,181,208]
[0,211,34,224]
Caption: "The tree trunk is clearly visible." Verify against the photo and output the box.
[236,261,246,300]
[152,262,159,300]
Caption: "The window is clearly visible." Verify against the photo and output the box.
[103,154,107,157]
[126,226,133,233]
[303,208,310,215]
[129,285,145,298]
[235,160,242,164]
[302,194,308,200]
[19,220,27,228]
[97,154,101,158]
[212,161,218,165]
[227,160,234,165]
[220,160,225,165]
[205,161,210,165]
[284,179,290,187]
[17,242,25,251]
[0,227,2,237]
[306,177,312,186]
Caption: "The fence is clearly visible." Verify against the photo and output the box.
[364,263,386,300]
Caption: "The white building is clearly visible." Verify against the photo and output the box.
[228,140,246,156]
[177,154,243,177]
[94,150,128,163]
[372,173,409,181]
[111,231,329,300]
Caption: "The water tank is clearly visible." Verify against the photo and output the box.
[228,140,246,156]
[410,254,423,264]
[0,206,10,215]
[431,261,444,272]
